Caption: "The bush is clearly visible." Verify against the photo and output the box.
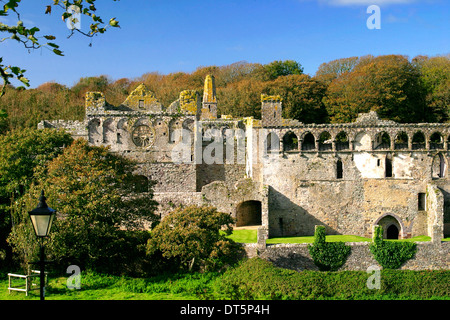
[369,226,417,269]
[147,205,245,272]
[211,257,450,300]
[308,226,351,271]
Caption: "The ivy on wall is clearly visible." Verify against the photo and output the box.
[308,226,351,271]
[369,225,417,269]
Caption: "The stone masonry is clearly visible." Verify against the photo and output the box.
[38,76,450,255]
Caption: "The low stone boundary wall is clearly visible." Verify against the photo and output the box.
[243,241,450,271]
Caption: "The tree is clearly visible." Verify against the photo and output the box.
[147,205,243,272]
[0,128,73,268]
[0,0,120,96]
[258,60,304,81]
[416,55,450,122]
[8,139,159,273]
[0,128,73,200]
[267,74,328,123]
[323,55,426,123]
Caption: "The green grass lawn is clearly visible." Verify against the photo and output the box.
[1,258,449,300]
[226,229,436,244]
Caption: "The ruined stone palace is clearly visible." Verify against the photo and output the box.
[39,75,449,243]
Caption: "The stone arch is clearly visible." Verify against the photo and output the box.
[394,131,408,150]
[87,118,101,145]
[374,131,390,150]
[335,131,349,151]
[318,131,332,151]
[102,118,115,144]
[116,118,128,144]
[265,131,280,153]
[432,153,446,178]
[282,131,298,152]
[168,118,183,143]
[429,132,444,150]
[375,214,404,239]
[412,131,425,150]
[301,132,315,151]
[236,200,262,227]
[353,131,371,151]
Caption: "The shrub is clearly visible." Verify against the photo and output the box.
[147,205,245,272]
[369,226,417,269]
[211,257,450,300]
[308,226,351,271]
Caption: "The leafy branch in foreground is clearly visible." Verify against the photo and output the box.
[0,0,120,96]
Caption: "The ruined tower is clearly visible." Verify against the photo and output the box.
[261,94,282,127]
[201,75,217,120]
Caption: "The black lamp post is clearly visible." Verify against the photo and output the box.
[28,191,55,301]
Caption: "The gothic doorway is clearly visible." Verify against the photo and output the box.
[386,224,399,239]
[236,200,262,227]
[375,214,403,239]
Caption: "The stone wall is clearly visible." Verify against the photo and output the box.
[249,241,450,271]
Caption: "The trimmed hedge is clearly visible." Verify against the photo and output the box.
[369,226,417,269]
[211,257,450,300]
[308,226,351,271]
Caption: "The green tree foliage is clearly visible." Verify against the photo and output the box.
[259,60,304,81]
[308,226,351,271]
[147,205,244,272]
[267,74,328,123]
[8,139,159,273]
[369,226,417,269]
[0,0,120,95]
[0,108,8,134]
[0,128,73,200]
[415,55,450,122]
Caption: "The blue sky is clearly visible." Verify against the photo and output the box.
[1,0,449,88]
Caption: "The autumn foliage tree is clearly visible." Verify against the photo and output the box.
[323,55,426,123]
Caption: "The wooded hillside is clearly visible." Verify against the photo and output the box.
[0,54,449,133]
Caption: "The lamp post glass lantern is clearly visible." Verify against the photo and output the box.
[28,190,55,300]
[29,191,55,238]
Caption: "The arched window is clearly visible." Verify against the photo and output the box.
[265,132,280,153]
[430,132,444,150]
[319,131,332,151]
[335,131,349,151]
[302,132,315,151]
[412,131,425,150]
[394,131,408,150]
[283,131,298,152]
[374,132,390,150]
[432,153,445,178]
